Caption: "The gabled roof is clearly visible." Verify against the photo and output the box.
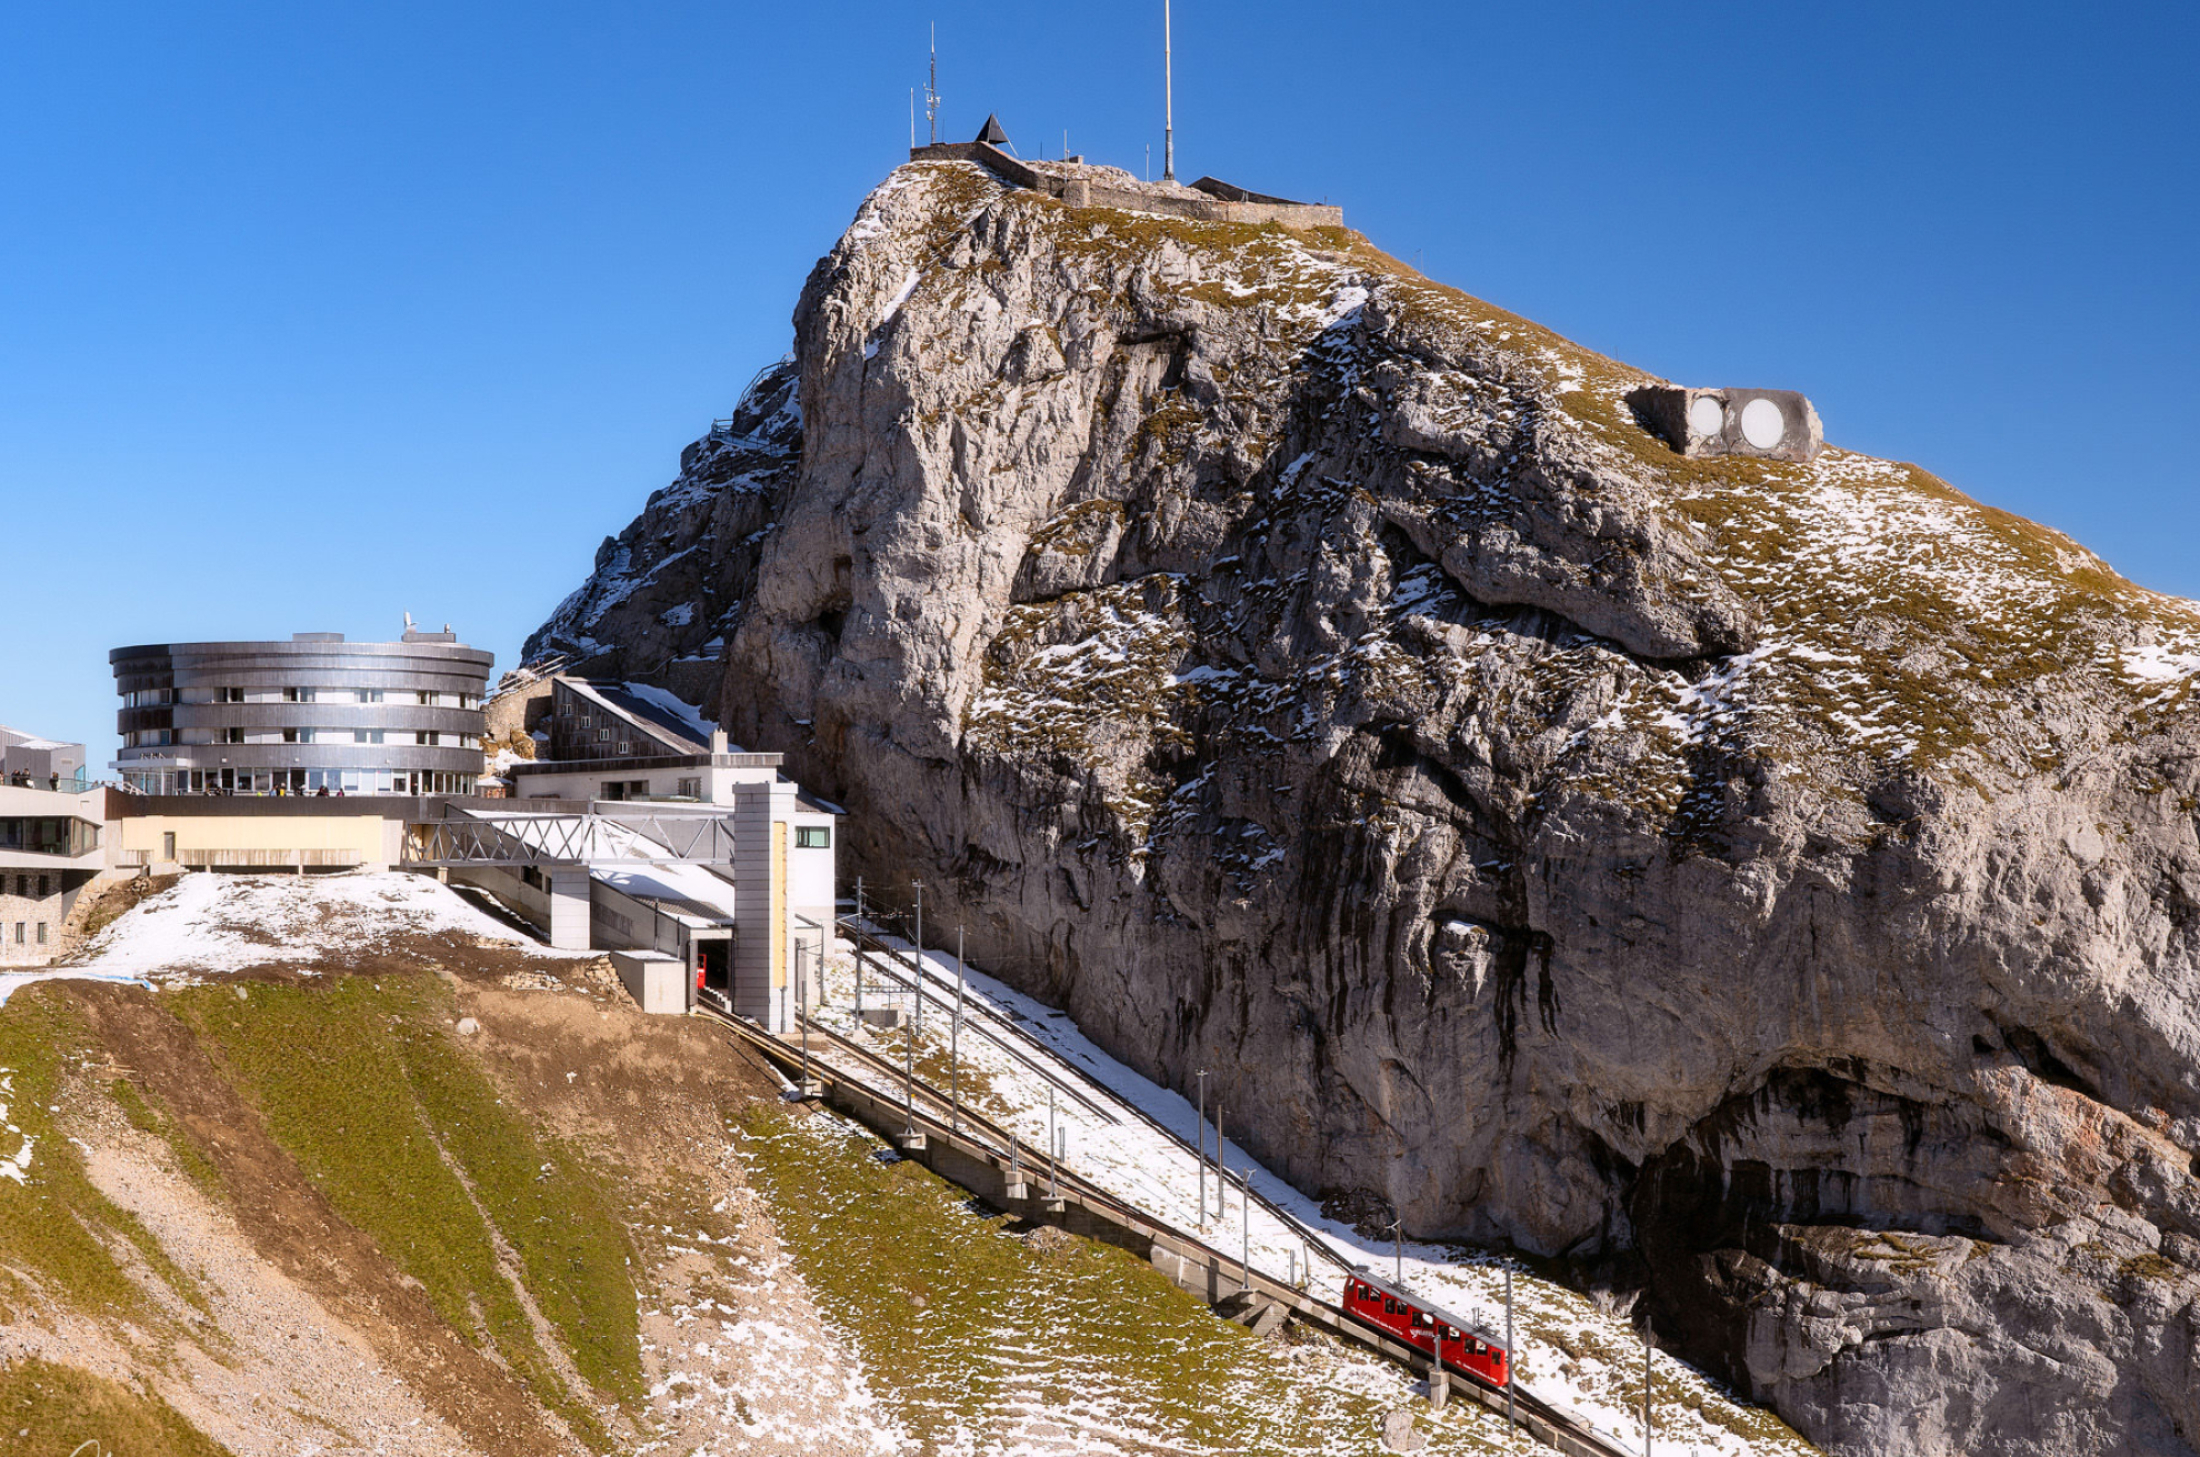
[558,678,714,756]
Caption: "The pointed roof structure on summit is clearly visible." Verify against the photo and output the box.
[975,113,1012,150]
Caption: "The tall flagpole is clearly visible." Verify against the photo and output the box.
[1162,0,1176,181]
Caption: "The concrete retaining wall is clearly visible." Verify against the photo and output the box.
[910,142,1343,230]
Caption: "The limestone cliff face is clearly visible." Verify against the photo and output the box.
[522,357,800,708]
[535,161,2200,1456]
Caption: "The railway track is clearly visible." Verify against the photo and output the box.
[698,1000,1638,1457]
[841,917,1124,1127]
[841,915,1362,1278]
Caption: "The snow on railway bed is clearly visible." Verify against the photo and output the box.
[810,933,1816,1457]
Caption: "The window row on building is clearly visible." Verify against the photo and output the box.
[119,768,478,796]
[0,815,101,857]
[123,687,478,708]
[123,729,479,748]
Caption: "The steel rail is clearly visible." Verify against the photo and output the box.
[838,916,1123,1127]
[842,914,1363,1280]
[698,1005,1633,1457]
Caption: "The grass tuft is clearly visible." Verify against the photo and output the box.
[175,976,641,1445]
[0,1357,231,1457]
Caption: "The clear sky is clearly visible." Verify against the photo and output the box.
[4,2,2193,766]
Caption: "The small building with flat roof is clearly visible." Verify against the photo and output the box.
[1,726,88,790]
[0,778,107,965]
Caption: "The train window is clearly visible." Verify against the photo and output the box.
[1384,1297,1397,1314]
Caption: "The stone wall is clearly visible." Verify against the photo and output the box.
[908,142,1344,229]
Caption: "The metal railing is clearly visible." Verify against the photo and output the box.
[401,806,740,868]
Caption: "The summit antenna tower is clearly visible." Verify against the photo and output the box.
[925,24,941,145]
[1162,0,1176,180]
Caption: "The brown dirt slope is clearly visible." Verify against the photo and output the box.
[0,910,800,1457]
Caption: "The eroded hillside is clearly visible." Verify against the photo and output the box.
[4,874,1661,1457]
[529,160,2200,1456]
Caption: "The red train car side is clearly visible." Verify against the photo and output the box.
[1341,1267,1510,1389]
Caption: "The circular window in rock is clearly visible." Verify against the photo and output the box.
[1740,397,1786,450]
[1687,396,1726,440]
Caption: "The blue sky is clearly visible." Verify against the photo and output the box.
[3,2,2193,763]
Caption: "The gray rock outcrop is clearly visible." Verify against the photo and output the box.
[530,160,2200,1455]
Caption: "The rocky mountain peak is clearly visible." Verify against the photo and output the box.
[529,160,2200,1456]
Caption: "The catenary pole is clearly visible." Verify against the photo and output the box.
[1195,1069,1208,1224]
[951,923,965,1132]
[1214,1103,1225,1221]
[1240,1166,1251,1292]
[911,880,924,1038]
[1505,1266,1516,1437]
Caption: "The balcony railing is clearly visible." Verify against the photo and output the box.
[0,774,103,795]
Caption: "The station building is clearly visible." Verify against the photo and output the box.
[0,772,105,966]
[478,674,841,1027]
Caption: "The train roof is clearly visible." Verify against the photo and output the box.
[1348,1266,1507,1349]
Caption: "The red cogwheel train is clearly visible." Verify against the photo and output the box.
[1342,1266,1511,1389]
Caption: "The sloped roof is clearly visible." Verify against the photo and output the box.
[559,678,713,755]
[975,113,1012,148]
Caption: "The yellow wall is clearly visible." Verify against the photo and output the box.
[116,814,392,869]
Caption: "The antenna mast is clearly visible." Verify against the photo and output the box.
[926,24,940,145]
[1162,0,1176,180]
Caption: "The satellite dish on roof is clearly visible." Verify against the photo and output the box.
[975,113,1012,150]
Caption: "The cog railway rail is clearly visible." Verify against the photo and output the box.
[698,938,1638,1457]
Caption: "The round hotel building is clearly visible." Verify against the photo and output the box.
[112,630,493,796]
